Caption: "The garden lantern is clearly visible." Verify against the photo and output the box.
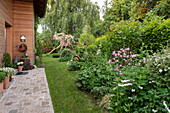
[20,36,26,42]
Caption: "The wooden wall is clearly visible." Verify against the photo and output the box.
[0,0,35,65]
[0,0,13,64]
[13,0,34,65]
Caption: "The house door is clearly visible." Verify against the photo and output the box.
[5,22,12,58]
[5,27,7,52]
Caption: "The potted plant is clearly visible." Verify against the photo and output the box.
[0,72,6,93]
[4,67,15,82]
[17,62,24,72]
[3,72,9,89]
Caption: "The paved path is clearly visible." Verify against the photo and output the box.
[0,68,54,113]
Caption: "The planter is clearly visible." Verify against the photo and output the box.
[0,82,3,94]
[18,66,23,72]
[3,76,9,89]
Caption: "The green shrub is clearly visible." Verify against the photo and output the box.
[147,48,170,88]
[78,47,85,58]
[2,52,12,67]
[87,45,98,54]
[34,57,43,68]
[142,17,170,52]
[79,33,95,46]
[76,55,114,98]
[59,49,73,62]
[0,72,6,82]
[68,61,83,71]
[101,20,142,59]
[52,53,60,58]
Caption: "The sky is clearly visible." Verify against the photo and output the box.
[38,0,111,33]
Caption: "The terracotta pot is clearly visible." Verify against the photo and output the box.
[0,82,3,94]
[3,76,9,89]
[18,66,23,72]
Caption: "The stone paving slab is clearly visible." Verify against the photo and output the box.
[0,68,54,113]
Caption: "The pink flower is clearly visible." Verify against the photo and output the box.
[119,55,122,58]
[115,68,117,71]
[108,60,112,64]
[128,63,131,65]
[110,62,114,64]
[112,58,115,60]
[119,73,123,75]
[116,60,119,62]
[119,64,122,67]
[115,54,118,57]
[112,51,115,55]
[138,63,140,65]
[139,60,142,62]
[125,48,130,51]
[118,51,122,53]
[143,58,146,63]
[135,63,137,66]
[127,55,129,58]
[115,77,117,80]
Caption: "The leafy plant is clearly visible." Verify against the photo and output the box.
[68,61,83,71]
[2,52,12,67]
[142,16,170,52]
[87,45,98,54]
[17,62,24,66]
[59,49,74,62]
[0,72,6,83]
[76,55,114,98]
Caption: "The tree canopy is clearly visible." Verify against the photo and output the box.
[41,0,100,39]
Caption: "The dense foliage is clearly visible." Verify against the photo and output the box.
[41,0,100,39]
[76,56,114,98]
[87,45,98,54]
[2,52,12,67]
[0,72,6,82]
[142,15,170,52]
[59,49,74,62]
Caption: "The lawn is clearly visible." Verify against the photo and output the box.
[42,55,104,113]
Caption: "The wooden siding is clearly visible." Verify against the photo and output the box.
[13,0,34,65]
[0,0,13,63]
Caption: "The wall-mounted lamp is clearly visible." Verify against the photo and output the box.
[20,36,26,42]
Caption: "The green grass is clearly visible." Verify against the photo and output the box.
[42,55,103,113]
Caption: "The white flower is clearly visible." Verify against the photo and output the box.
[131,89,135,92]
[163,101,170,113]
[139,86,143,89]
[164,69,167,71]
[121,80,130,83]
[128,97,132,100]
[118,83,132,87]
[152,109,158,112]
[159,69,163,73]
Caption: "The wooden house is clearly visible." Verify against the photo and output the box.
[0,0,47,65]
